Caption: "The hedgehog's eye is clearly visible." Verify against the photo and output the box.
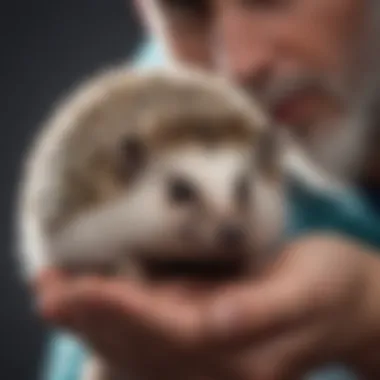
[121,136,145,163]
[236,176,250,205]
[119,136,146,180]
[168,177,197,204]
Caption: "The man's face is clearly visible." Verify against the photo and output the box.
[139,0,376,180]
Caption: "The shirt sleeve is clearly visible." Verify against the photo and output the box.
[41,332,88,380]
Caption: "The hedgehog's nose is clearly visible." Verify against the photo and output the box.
[217,223,245,249]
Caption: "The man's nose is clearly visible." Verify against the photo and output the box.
[230,47,274,91]
[216,18,275,91]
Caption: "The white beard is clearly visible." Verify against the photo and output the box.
[304,111,369,186]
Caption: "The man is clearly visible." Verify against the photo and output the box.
[39,1,380,379]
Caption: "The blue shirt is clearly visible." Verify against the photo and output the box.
[42,39,380,380]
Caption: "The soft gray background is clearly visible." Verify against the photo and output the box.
[0,2,143,379]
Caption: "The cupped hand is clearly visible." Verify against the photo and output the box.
[35,234,380,380]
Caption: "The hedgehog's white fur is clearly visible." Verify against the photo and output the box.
[16,64,288,281]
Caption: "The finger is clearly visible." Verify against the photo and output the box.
[33,267,75,321]
[46,276,209,350]
[225,319,327,380]
[39,276,152,373]
[37,274,108,326]
[201,240,339,349]
[33,267,70,300]
[203,273,319,348]
[94,280,208,349]
[67,292,208,379]
[78,273,310,352]
[73,300,146,371]
[33,267,65,289]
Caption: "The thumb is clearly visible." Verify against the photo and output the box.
[204,257,314,348]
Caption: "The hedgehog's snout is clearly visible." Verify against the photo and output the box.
[216,221,246,250]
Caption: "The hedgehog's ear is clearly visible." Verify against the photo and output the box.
[256,126,283,180]
[119,135,148,181]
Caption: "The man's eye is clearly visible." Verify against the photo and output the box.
[239,0,286,10]
[160,0,209,16]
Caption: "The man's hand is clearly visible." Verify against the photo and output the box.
[35,235,380,380]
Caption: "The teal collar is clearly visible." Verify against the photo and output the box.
[287,178,380,249]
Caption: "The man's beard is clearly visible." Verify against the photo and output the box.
[300,111,369,184]
[243,72,374,186]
